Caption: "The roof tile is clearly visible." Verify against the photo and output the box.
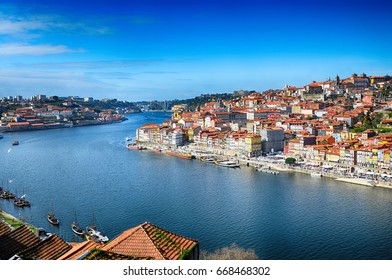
[103,222,198,260]
[18,234,71,260]
[0,225,40,260]
[0,221,12,238]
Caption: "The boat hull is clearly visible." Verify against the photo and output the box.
[215,161,240,168]
[127,143,146,150]
[48,214,59,225]
[13,200,25,207]
[165,150,193,160]
[86,226,109,243]
[72,224,85,236]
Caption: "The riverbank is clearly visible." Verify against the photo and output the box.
[0,118,127,133]
[0,210,37,234]
[244,159,392,189]
[128,142,392,190]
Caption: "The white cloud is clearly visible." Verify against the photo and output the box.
[0,10,110,38]
[0,43,83,56]
[0,19,45,35]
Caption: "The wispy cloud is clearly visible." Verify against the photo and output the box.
[0,43,83,56]
[14,59,165,69]
[0,68,118,96]
[0,10,110,38]
[0,19,45,35]
[0,5,110,57]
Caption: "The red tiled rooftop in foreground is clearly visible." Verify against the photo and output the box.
[102,222,199,260]
[0,225,40,260]
[58,240,104,260]
[18,234,71,260]
[0,221,12,238]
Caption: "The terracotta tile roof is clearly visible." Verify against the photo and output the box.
[141,123,160,129]
[0,221,12,238]
[18,234,71,260]
[102,222,198,260]
[8,122,30,126]
[58,240,104,260]
[0,225,40,260]
[84,248,153,260]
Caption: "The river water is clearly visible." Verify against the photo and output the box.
[1,112,392,259]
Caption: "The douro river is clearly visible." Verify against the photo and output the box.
[1,112,392,259]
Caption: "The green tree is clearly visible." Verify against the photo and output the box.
[372,112,383,127]
[285,157,296,165]
[363,111,372,128]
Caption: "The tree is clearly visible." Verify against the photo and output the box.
[362,111,372,129]
[200,243,258,260]
[285,157,296,165]
[372,112,383,127]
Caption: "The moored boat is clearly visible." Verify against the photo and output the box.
[86,210,109,243]
[20,194,31,206]
[86,225,109,243]
[215,160,240,168]
[13,198,25,207]
[165,150,194,160]
[0,190,16,199]
[48,213,59,225]
[200,157,216,163]
[127,143,146,150]
[71,212,84,236]
[310,173,322,177]
[257,167,279,174]
[72,221,85,236]
[48,203,59,225]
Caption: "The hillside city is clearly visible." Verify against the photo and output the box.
[135,73,392,176]
[2,72,392,173]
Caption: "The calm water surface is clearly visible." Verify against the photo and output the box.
[1,112,392,259]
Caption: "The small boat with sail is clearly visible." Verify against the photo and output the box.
[13,197,25,207]
[71,212,84,236]
[15,190,31,207]
[86,210,109,243]
[72,221,84,236]
[48,203,59,225]
[0,190,16,199]
[20,194,31,207]
[48,213,59,225]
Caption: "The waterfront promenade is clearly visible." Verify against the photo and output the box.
[130,142,392,189]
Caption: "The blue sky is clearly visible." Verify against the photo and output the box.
[0,0,391,101]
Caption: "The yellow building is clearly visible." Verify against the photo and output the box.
[326,149,340,163]
[187,125,201,142]
[291,105,301,114]
[245,134,262,157]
